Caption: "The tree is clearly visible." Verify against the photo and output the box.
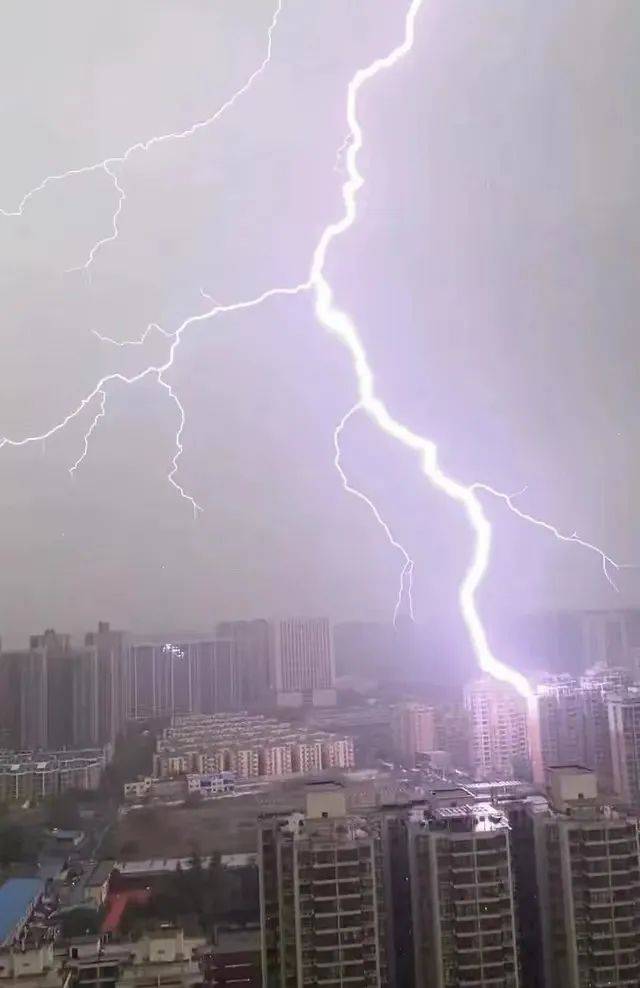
[183,791,203,809]
[0,822,27,866]
[46,791,81,831]
[59,907,100,938]
[100,734,155,801]
[119,839,140,859]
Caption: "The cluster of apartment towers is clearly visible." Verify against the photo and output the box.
[454,667,640,805]
[259,767,640,987]
[0,617,336,752]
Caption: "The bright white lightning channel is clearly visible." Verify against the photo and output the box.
[1,0,627,698]
[308,0,629,699]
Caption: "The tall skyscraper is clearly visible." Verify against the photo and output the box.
[259,783,389,985]
[405,793,519,987]
[524,766,640,988]
[529,665,634,789]
[390,703,436,766]
[127,643,160,720]
[464,677,529,779]
[581,664,632,793]
[577,609,640,672]
[216,619,271,706]
[85,621,130,744]
[33,631,98,748]
[0,645,48,749]
[608,694,640,804]
[434,704,471,771]
[514,608,640,676]
[194,639,239,714]
[272,617,336,707]
[127,638,239,719]
[534,674,585,769]
[0,650,23,746]
[377,786,520,987]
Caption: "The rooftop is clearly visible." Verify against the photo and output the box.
[85,860,115,888]
[0,879,44,946]
[114,854,256,876]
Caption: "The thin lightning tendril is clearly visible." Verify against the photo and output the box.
[2,0,628,700]
[2,0,283,274]
[67,162,126,275]
[334,404,415,626]
[92,323,175,349]
[471,482,623,592]
[69,390,106,477]
[156,373,202,517]
[0,282,310,494]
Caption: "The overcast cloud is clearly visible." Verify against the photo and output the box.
[0,1,638,655]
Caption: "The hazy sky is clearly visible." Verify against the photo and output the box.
[0,0,638,653]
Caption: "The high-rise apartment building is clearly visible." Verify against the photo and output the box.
[524,766,640,988]
[272,618,336,707]
[376,787,520,987]
[259,784,389,986]
[534,674,585,769]
[0,646,47,749]
[405,794,519,988]
[127,639,239,719]
[32,631,98,748]
[464,678,529,779]
[216,619,272,706]
[608,694,640,805]
[514,608,640,676]
[529,665,634,789]
[84,621,129,744]
[1,632,100,750]
[581,665,632,793]
[577,609,640,673]
[390,703,436,766]
[0,651,23,747]
[434,704,472,772]
[127,643,171,719]
[195,639,239,714]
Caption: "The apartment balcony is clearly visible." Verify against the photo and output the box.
[457,954,482,969]
[588,941,616,956]
[451,872,477,888]
[455,941,481,953]
[451,857,475,871]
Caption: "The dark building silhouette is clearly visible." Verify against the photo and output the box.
[216,619,272,707]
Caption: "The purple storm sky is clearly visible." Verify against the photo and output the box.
[0,0,638,650]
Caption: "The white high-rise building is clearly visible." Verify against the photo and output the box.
[534,674,585,770]
[465,677,529,779]
[272,617,336,707]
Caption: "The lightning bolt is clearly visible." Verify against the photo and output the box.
[0,283,310,508]
[2,0,629,701]
[307,0,533,698]
[309,0,632,699]
[334,404,415,626]
[2,0,283,275]
[69,390,106,477]
[471,482,624,592]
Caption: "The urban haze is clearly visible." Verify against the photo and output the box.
[1,4,640,987]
